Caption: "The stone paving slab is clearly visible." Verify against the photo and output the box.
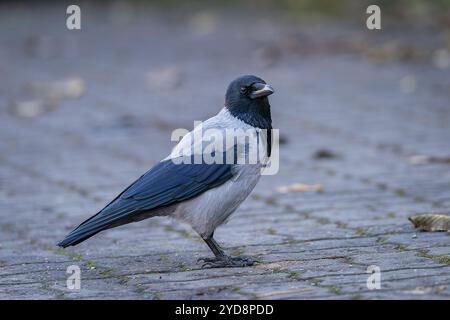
[0,3,449,299]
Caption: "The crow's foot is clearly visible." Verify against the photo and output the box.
[198,255,256,268]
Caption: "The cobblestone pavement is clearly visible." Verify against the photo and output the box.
[0,3,449,299]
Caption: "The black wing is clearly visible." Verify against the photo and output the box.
[58,159,233,247]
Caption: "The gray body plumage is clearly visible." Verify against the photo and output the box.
[173,163,261,238]
[166,108,266,237]
[117,108,266,238]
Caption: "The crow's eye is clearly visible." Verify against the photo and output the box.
[240,86,249,94]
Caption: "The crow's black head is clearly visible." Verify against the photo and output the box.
[225,75,274,129]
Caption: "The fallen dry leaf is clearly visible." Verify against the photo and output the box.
[29,77,85,100]
[408,214,450,232]
[12,100,47,118]
[277,183,324,193]
[11,99,59,118]
[409,154,450,165]
[404,285,448,295]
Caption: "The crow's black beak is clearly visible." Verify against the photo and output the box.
[249,83,274,99]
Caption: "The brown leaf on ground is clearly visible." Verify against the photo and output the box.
[409,155,450,165]
[276,183,324,193]
[29,77,85,100]
[11,99,57,118]
[408,214,450,232]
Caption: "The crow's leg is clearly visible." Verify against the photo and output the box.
[204,235,225,257]
[198,233,256,268]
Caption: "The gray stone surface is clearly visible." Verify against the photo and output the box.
[0,3,449,299]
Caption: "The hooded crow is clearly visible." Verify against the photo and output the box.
[58,75,275,268]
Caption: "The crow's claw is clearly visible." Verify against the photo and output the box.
[199,255,256,268]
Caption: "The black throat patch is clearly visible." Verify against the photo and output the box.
[226,97,273,157]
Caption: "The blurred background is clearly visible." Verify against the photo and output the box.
[1,1,449,299]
